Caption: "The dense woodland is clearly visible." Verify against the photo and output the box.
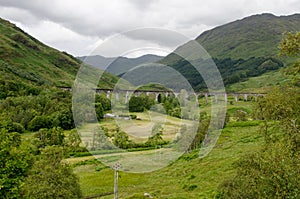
[167,56,284,90]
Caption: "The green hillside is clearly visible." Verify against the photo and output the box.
[227,70,289,92]
[196,13,300,59]
[0,18,119,98]
[160,13,300,91]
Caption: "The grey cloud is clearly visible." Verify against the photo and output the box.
[0,6,40,25]
[0,0,299,56]
[122,28,189,48]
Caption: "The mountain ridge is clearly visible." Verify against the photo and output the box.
[78,54,163,76]
[196,13,300,59]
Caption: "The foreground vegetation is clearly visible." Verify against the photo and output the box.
[73,119,264,198]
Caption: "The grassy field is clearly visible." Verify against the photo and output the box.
[71,99,263,198]
[76,110,200,173]
[100,111,195,142]
[73,120,263,198]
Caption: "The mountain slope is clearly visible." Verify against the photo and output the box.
[196,13,300,59]
[0,18,79,86]
[78,54,163,76]
[159,13,300,91]
[0,18,120,98]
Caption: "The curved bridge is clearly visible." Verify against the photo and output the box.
[60,87,265,103]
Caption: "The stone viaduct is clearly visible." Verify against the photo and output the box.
[61,87,265,104]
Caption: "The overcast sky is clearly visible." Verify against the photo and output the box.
[0,0,299,57]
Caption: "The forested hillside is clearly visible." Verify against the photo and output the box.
[160,14,300,91]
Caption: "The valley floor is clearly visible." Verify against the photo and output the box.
[71,119,263,198]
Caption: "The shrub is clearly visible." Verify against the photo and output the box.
[22,146,82,198]
[95,103,104,120]
[52,109,74,130]
[34,127,65,148]
[95,94,111,111]
[128,96,145,112]
[28,115,52,131]
[0,121,25,133]
[130,114,137,119]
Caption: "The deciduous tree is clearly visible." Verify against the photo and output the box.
[22,146,82,198]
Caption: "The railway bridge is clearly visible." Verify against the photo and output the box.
[60,87,265,104]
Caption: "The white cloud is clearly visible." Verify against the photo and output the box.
[0,0,299,56]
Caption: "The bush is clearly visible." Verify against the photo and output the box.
[235,110,247,121]
[22,146,82,198]
[95,94,111,111]
[113,131,133,149]
[28,115,52,131]
[145,133,167,147]
[128,96,145,112]
[0,129,33,198]
[52,108,74,130]
[0,121,25,133]
[95,103,104,120]
[128,96,154,112]
[34,127,65,148]
[130,114,137,119]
